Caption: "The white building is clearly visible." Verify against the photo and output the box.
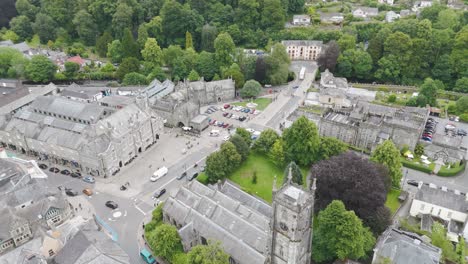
[352,7,379,19]
[409,183,468,242]
[386,11,400,22]
[413,0,433,11]
[292,15,311,25]
[281,40,324,61]
[378,0,394,5]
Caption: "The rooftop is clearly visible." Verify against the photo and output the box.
[415,184,468,213]
[281,40,324,46]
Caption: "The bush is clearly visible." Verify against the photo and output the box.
[144,220,158,233]
[460,113,468,123]
[400,145,409,155]
[252,171,257,184]
[401,158,432,173]
[437,161,465,177]
[387,94,396,103]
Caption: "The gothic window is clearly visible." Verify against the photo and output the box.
[45,208,60,220]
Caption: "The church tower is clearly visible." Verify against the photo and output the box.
[265,170,315,264]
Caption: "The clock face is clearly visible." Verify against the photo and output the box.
[280,222,288,231]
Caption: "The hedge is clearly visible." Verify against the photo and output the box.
[400,158,433,173]
[437,161,465,177]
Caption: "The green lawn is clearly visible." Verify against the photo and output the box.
[233,98,272,111]
[385,189,401,214]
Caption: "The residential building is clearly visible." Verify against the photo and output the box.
[0,83,59,115]
[320,69,348,90]
[372,228,441,264]
[378,0,394,5]
[319,101,429,151]
[281,40,324,61]
[319,12,344,23]
[66,55,86,68]
[410,183,468,242]
[60,83,111,103]
[413,0,433,11]
[386,11,400,22]
[292,15,311,25]
[163,175,315,264]
[0,95,164,177]
[352,7,379,19]
[0,79,28,108]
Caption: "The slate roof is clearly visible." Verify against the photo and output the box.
[373,228,441,264]
[53,229,130,264]
[415,185,468,213]
[163,180,271,264]
[281,40,324,47]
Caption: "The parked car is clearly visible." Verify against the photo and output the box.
[407,180,419,187]
[223,123,230,128]
[223,112,229,117]
[177,171,187,180]
[188,172,199,181]
[422,137,432,142]
[292,85,299,89]
[223,135,230,141]
[458,129,467,136]
[83,176,95,183]
[224,104,230,109]
[140,249,157,264]
[246,128,255,133]
[217,122,224,127]
[82,188,93,196]
[105,201,118,209]
[153,189,166,198]
[49,167,59,173]
[209,119,216,125]
[65,188,78,196]
[60,169,70,175]
[71,172,81,178]
[39,164,48,170]
[445,124,456,131]
[227,113,233,118]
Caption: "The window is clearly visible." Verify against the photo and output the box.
[48,249,55,256]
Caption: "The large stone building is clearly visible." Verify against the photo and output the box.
[0,154,73,256]
[163,172,315,264]
[281,40,324,61]
[319,101,429,150]
[0,95,164,177]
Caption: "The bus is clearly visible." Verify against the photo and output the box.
[299,67,306,80]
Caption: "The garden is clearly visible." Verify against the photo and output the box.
[232,97,272,111]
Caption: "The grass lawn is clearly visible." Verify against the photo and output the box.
[385,189,401,214]
[233,98,272,111]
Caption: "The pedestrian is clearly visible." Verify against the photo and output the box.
[163,157,165,162]
[142,224,145,229]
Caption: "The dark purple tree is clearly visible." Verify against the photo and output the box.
[317,40,340,72]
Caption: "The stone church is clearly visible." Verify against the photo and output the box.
[163,171,315,264]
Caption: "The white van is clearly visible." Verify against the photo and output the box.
[150,167,168,182]
[210,130,220,137]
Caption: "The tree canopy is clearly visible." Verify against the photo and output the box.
[25,55,57,83]
[282,116,320,166]
[187,241,230,264]
[371,140,402,188]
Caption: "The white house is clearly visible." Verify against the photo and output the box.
[413,0,433,11]
[352,7,379,19]
[385,11,400,22]
[409,183,468,242]
[378,0,394,5]
[292,15,311,25]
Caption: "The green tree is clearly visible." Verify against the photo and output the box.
[9,16,33,41]
[141,38,163,69]
[432,54,453,85]
[456,236,466,264]
[0,47,27,78]
[435,9,460,30]
[196,51,218,81]
[15,0,38,21]
[431,222,457,261]
[456,96,468,114]
[107,40,124,63]
[32,13,57,43]
[414,143,425,157]
[419,78,440,106]
[260,0,286,31]
[223,63,244,89]
[450,26,468,80]
[288,0,305,13]
[160,0,203,46]
[112,3,133,39]
[220,141,242,173]
[319,137,348,160]
[201,24,218,52]
[121,28,140,59]
[312,200,375,263]
[338,34,357,51]
[96,32,113,58]
[214,32,235,68]
[205,151,228,183]
[2,31,20,43]
[253,128,279,154]
[25,55,57,83]
[283,116,320,166]
[240,79,262,98]
[185,31,193,49]
[147,224,183,262]
[123,72,148,85]
[236,128,252,146]
[455,77,468,93]
[266,43,290,85]
[116,57,140,80]
[283,161,303,185]
[187,241,230,264]
[235,0,260,31]
[188,69,200,81]
[64,62,80,79]
[337,49,373,80]
[163,45,184,68]
[229,134,250,161]
[371,140,402,188]
[269,138,285,167]
[73,10,98,45]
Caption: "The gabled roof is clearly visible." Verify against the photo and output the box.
[415,185,468,213]
[67,56,86,66]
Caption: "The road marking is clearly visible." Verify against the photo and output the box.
[124,210,127,217]
[134,204,146,215]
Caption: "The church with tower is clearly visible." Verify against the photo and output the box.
[162,170,315,264]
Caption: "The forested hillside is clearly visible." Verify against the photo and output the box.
[0,0,17,28]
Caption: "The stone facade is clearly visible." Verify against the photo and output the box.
[281,40,324,61]
[319,101,429,150]
[0,95,164,177]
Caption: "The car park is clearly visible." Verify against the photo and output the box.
[83,176,95,183]
[188,172,199,181]
[49,167,59,173]
[422,137,432,142]
[39,164,48,170]
[217,122,224,127]
[105,201,118,209]
[65,188,78,196]
[60,169,70,175]
[153,189,166,198]
[458,129,467,136]
[209,119,216,125]
[223,123,230,128]
[445,124,456,131]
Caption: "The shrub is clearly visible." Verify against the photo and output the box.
[252,171,257,184]
[400,159,432,173]
[387,94,396,103]
[437,161,465,177]
[459,113,468,123]
[400,145,409,155]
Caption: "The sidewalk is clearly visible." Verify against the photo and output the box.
[67,195,96,221]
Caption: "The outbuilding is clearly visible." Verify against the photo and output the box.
[189,114,209,132]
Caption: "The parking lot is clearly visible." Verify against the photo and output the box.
[202,104,262,134]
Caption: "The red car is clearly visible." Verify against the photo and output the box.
[223,112,229,117]
[223,123,229,128]
[209,119,216,125]
[224,104,230,109]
